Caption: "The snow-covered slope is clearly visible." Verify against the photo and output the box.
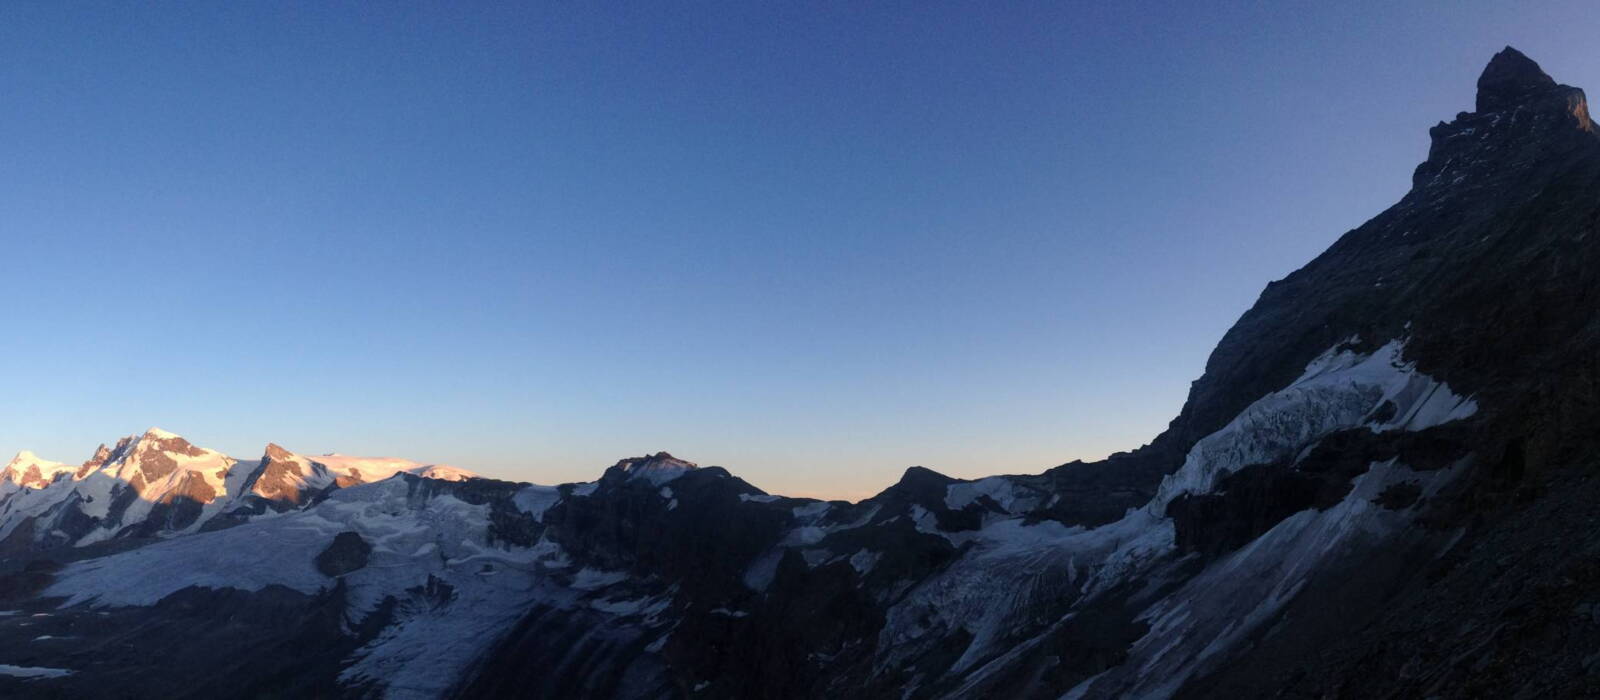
[45,475,539,697]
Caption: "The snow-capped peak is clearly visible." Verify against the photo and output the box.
[8,450,42,466]
[2,451,76,489]
[120,429,217,463]
[262,442,300,462]
[0,429,490,553]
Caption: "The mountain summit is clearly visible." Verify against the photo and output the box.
[606,451,699,485]
[1465,45,1593,135]
[1476,45,1558,111]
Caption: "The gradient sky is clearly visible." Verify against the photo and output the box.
[2,2,1596,500]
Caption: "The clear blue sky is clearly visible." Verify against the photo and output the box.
[2,2,1595,499]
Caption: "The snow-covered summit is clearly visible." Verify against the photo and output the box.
[310,453,477,483]
[2,451,75,490]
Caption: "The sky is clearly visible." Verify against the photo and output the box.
[2,2,1597,500]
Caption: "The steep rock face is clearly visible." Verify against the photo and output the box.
[1169,55,1600,697]
[1068,47,1600,698]
[1023,49,1596,536]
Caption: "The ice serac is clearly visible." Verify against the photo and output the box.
[6,47,1600,699]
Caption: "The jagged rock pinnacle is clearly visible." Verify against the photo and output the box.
[1476,46,1557,113]
[1413,47,1595,191]
[83,444,110,468]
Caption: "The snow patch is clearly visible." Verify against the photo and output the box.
[570,568,628,591]
[944,477,1040,513]
[0,664,72,678]
[849,549,882,575]
[513,485,560,520]
[791,502,830,519]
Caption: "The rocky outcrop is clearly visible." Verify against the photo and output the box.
[315,531,372,577]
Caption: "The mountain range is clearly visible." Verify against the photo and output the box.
[3,46,1599,698]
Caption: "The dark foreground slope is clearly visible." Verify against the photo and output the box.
[1,48,1598,699]
[1174,47,1600,699]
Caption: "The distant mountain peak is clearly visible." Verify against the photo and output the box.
[3,450,74,489]
[131,427,208,459]
[4,450,72,473]
[262,442,296,462]
[868,465,959,506]
[608,452,697,486]
[245,443,318,508]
